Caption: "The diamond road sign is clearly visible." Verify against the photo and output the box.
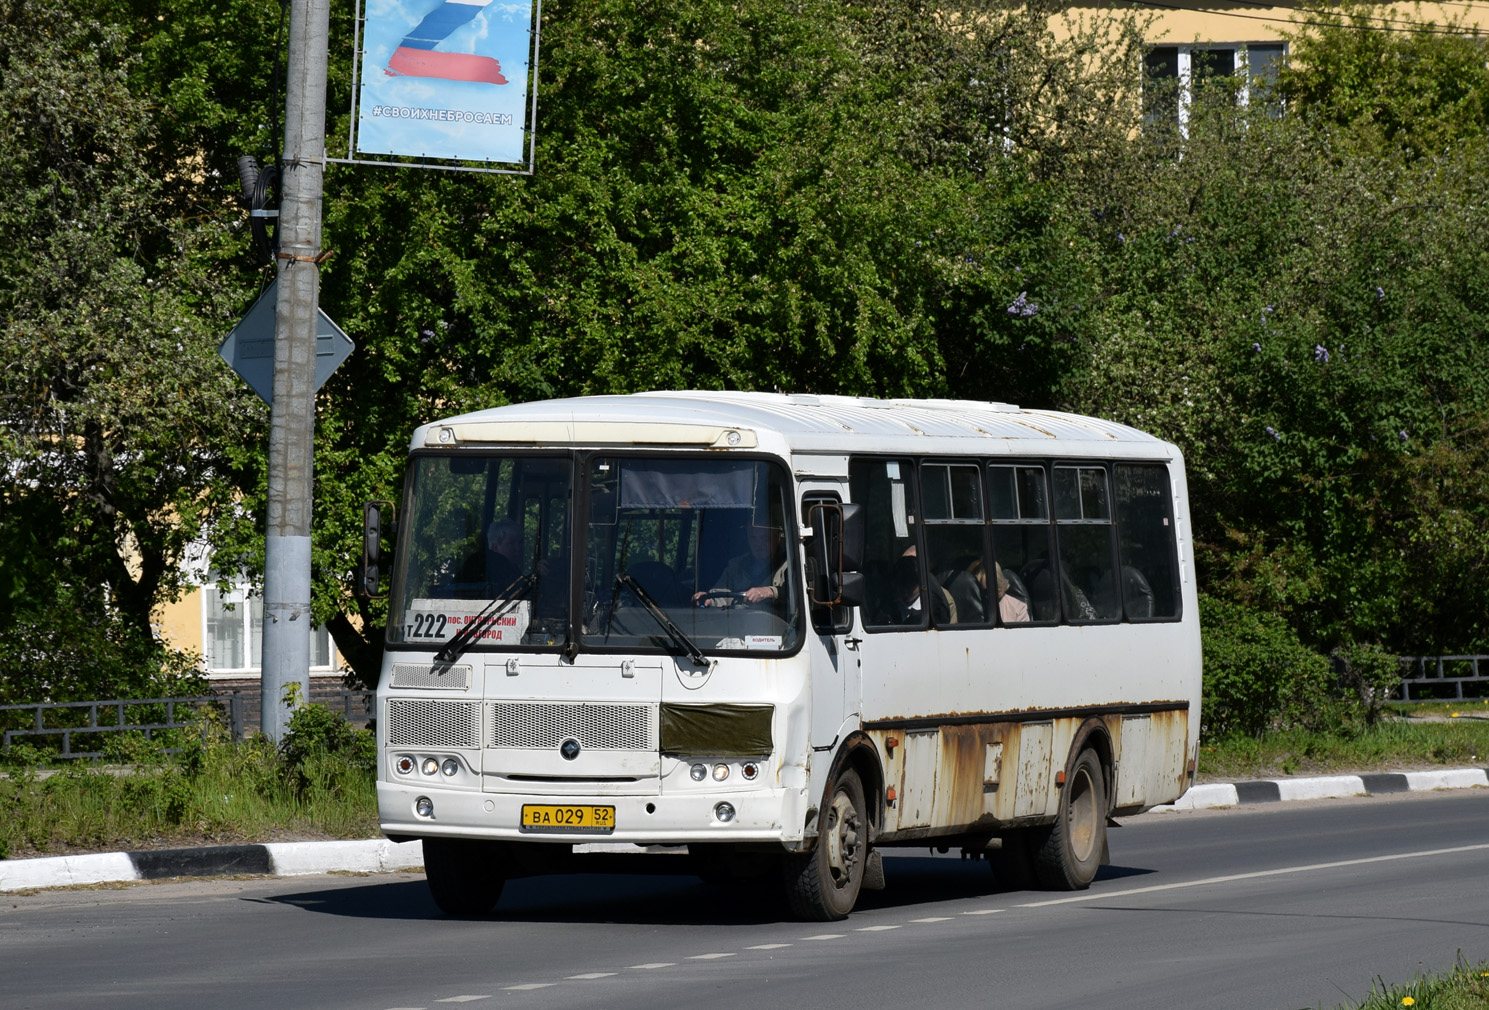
[218,279,355,405]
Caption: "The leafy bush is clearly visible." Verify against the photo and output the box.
[1200,594,1335,739]
[278,703,377,798]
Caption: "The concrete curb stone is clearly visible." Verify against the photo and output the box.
[3,768,1486,892]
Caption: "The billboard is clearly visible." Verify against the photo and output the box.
[354,0,538,167]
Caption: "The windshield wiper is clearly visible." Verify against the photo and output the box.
[615,572,710,668]
[434,571,537,664]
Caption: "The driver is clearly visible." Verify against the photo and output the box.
[693,523,785,607]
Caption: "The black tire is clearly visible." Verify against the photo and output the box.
[782,768,868,920]
[422,837,506,917]
[1032,748,1107,890]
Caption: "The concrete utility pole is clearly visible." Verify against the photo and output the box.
[262,0,330,741]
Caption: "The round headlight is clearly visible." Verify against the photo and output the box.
[415,796,434,818]
[712,763,730,782]
[395,756,415,775]
[714,802,736,823]
[689,763,708,782]
[441,758,460,777]
[421,757,439,776]
[741,762,759,781]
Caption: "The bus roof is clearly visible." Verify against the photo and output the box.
[412,391,1177,460]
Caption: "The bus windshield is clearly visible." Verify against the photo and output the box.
[388,452,801,656]
[583,456,800,656]
[390,454,573,651]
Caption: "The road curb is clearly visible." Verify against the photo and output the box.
[4,768,1487,892]
[1156,765,1489,811]
[0,838,424,893]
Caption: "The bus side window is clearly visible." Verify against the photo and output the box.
[1114,464,1182,620]
[1052,466,1120,622]
[921,462,988,627]
[988,464,1055,624]
[849,458,925,631]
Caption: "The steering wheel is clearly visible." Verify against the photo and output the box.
[694,590,747,607]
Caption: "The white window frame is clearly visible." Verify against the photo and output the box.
[1146,41,1287,136]
[200,574,336,678]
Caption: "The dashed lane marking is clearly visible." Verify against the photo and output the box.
[745,943,792,950]
[911,916,953,922]
[566,973,618,979]
[503,985,555,991]
[802,933,845,940]
[688,953,737,960]
[961,909,1001,915]
[437,998,492,1003]
[856,925,902,931]
[628,963,676,970]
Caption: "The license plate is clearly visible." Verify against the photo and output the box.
[519,804,616,834]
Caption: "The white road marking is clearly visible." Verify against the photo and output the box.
[746,943,792,950]
[566,973,618,979]
[961,909,1001,915]
[1020,842,1489,908]
[628,963,676,970]
[688,953,737,960]
[437,998,492,1003]
[503,984,555,991]
[856,925,902,931]
[910,916,953,922]
[802,933,845,940]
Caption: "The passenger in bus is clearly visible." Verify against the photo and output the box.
[881,554,956,625]
[693,523,786,607]
[968,559,1030,624]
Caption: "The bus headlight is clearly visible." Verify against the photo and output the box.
[741,762,759,781]
[395,756,415,775]
[712,763,730,782]
[441,758,460,776]
[690,763,708,782]
[421,757,440,776]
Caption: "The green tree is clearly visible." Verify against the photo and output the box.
[0,0,259,700]
[1279,2,1489,158]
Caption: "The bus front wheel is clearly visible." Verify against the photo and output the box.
[783,768,867,920]
[1032,748,1106,890]
[423,837,506,917]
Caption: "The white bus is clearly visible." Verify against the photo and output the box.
[365,392,1202,920]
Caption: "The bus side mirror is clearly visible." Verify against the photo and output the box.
[808,502,866,608]
[359,500,393,599]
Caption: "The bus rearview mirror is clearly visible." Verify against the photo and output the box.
[359,500,393,599]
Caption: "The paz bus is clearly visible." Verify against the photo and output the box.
[363,391,1202,920]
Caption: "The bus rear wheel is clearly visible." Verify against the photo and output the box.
[1032,748,1106,890]
[783,768,867,920]
[423,837,507,917]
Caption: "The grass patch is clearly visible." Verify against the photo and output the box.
[1338,957,1489,1009]
[1199,719,1489,782]
[0,705,378,861]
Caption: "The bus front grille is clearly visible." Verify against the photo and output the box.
[389,663,471,690]
[488,702,655,751]
[387,699,480,749]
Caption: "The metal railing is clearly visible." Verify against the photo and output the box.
[0,688,374,760]
[1398,655,1489,703]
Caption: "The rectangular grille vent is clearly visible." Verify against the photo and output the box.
[389,663,471,690]
[488,702,655,751]
[388,699,479,749]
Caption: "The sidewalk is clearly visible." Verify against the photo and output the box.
[3,767,1486,893]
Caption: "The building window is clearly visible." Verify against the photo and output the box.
[1144,42,1285,134]
[202,573,333,675]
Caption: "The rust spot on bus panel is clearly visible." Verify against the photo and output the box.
[866,704,1191,841]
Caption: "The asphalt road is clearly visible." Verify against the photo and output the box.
[4,790,1486,1010]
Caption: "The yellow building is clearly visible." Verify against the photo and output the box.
[156,572,342,687]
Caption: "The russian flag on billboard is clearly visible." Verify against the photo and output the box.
[356,0,536,165]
